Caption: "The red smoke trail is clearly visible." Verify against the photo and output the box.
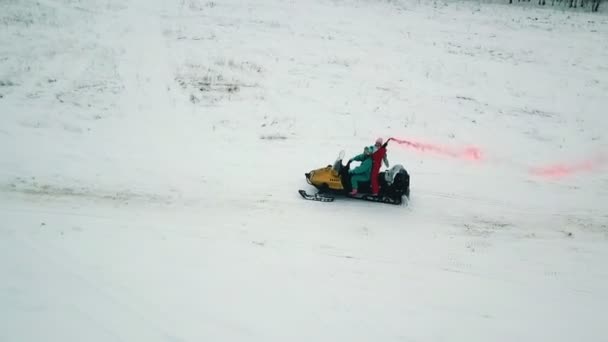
[385,137,605,179]
[529,155,607,179]
[388,137,483,161]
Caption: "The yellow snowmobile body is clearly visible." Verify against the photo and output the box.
[305,165,345,191]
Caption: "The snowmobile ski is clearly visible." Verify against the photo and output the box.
[299,190,407,206]
[346,193,405,205]
[298,190,335,202]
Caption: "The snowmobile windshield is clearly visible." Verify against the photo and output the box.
[333,150,345,172]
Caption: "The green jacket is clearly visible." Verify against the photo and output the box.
[350,153,372,178]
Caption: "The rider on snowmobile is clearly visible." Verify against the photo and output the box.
[347,146,373,195]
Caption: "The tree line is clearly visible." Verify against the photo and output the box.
[509,0,602,12]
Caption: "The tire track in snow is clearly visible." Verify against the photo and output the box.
[5,230,171,341]
[116,0,176,128]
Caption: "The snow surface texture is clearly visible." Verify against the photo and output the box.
[1,0,607,341]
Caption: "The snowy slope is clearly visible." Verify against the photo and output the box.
[1,0,608,341]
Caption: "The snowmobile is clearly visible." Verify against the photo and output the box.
[299,150,410,205]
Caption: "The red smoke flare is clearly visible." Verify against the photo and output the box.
[388,137,483,161]
[384,137,605,179]
[529,156,607,179]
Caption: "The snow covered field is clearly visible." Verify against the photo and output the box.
[1,0,607,340]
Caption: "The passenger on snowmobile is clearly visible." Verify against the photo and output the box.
[371,137,390,168]
[347,146,373,195]
[369,137,390,196]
